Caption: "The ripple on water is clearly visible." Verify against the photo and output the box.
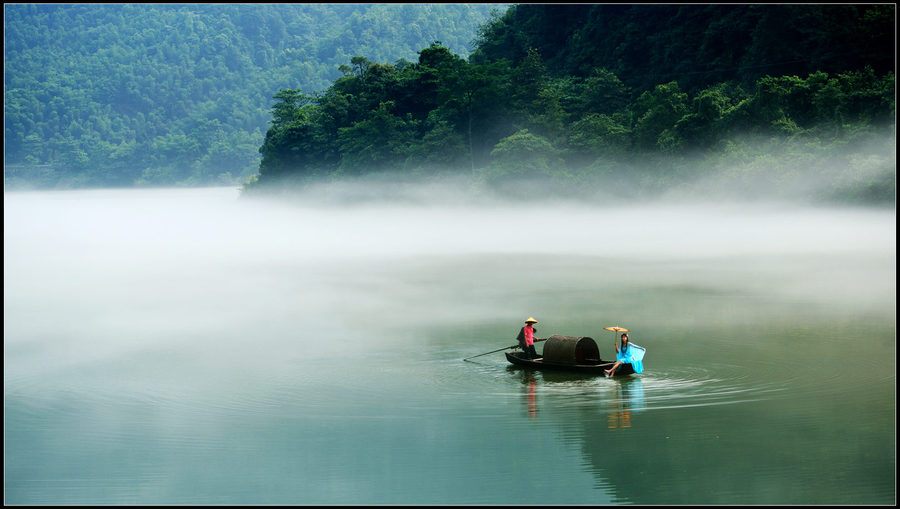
[453,355,797,415]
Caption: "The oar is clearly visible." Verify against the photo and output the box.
[463,338,547,361]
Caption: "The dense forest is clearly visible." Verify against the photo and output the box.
[246,4,895,204]
[3,3,505,189]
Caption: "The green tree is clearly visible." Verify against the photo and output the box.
[270,89,312,128]
[580,68,630,115]
[483,128,565,181]
[631,81,689,150]
[567,113,631,156]
[336,101,411,173]
[668,83,741,150]
[510,47,548,117]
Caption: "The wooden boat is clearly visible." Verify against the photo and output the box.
[505,334,638,376]
[505,351,636,376]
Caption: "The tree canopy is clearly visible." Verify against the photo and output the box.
[4,3,505,189]
[5,4,894,204]
[246,4,895,204]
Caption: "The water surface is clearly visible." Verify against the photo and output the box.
[4,187,895,504]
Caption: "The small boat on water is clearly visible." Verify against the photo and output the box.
[505,334,643,377]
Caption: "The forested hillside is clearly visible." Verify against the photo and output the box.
[473,4,894,96]
[247,4,895,204]
[4,3,506,189]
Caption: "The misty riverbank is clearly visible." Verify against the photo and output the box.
[5,185,894,267]
[241,128,897,207]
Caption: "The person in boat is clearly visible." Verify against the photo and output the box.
[516,317,540,359]
[605,332,633,377]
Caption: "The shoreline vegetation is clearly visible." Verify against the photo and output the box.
[243,4,895,205]
[241,124,896,207]
[5,4,895,205]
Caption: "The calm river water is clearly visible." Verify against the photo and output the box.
[4,186,895,505]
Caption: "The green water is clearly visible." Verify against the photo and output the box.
[4,188,895,504]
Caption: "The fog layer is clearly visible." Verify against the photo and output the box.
[4,186,895,380]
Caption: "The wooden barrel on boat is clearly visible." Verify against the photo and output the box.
[541,335,601,365]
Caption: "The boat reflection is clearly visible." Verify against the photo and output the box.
[510,367,646,424]
[607,377,645,429]
[521,369,538,418]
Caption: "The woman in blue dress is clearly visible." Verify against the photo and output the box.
[605,333,641,376]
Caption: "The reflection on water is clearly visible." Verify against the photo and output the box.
[525,372,538,418]
[4,188,895,505]
[512,366,648,428]
[608,378,644,429]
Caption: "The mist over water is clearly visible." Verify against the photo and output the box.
[4,182,895,504]
[5,184,893,352]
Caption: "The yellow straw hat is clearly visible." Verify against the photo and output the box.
[525,317,538,323]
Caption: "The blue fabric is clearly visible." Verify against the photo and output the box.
[617,345,644,374]
[629,344,646,362]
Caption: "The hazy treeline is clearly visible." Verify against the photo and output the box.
[3,3,505,189]
[247,4,895,204]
